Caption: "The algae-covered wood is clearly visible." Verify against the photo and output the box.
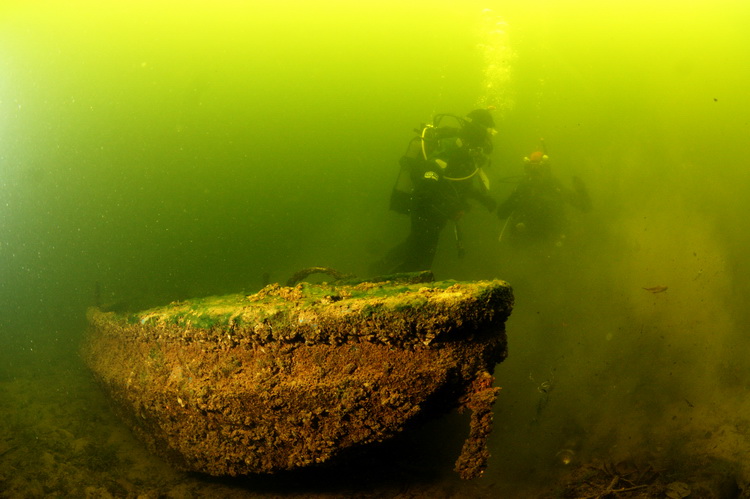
[82,278,513,479]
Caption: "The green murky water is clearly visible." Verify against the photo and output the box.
[2,1,749,496]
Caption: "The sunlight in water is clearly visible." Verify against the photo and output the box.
[475,8,515,113]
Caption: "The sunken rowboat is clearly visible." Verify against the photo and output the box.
[81,273,514,480]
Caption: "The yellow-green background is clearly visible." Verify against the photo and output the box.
[1,0,749,496]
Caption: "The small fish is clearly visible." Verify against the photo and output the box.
[643,285,668,294]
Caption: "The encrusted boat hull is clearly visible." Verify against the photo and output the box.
[81,278,513,479]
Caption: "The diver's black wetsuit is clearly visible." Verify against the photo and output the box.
[497,168,591,248]
[375,131,495,274]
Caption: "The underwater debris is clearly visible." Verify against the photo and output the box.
[81,276,513,479]
[285,266,355,286]
[557,456,739,499]
[643,285,668,294]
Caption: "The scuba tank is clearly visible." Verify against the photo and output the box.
[418,114,491,189]
[390,112,494,214]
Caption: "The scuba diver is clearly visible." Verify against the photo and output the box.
[372,108,498,274]
[497,143,591,249]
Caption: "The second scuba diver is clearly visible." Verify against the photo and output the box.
[497,146,591,249]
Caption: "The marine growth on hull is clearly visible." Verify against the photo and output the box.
[82,274,514,480]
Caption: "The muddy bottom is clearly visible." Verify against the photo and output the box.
[3,338,750,498]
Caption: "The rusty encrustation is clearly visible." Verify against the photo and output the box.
[81,278,513,479]
[454,371,501,479]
